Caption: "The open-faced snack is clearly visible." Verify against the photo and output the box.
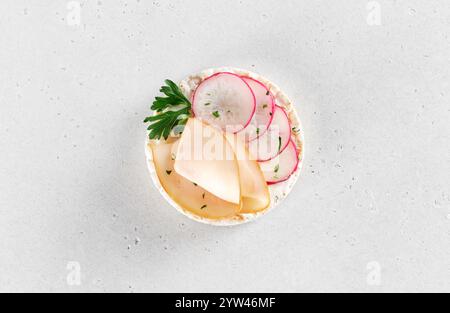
[144,68,304,225]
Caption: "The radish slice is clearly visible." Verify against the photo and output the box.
[241,77,275,141]
[248,105,292,161]
[259,140,299,185]
[192,72,256,133]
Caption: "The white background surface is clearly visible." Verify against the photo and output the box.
[0,0,449,293]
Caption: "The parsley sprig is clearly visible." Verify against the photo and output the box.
[144,80,192,140]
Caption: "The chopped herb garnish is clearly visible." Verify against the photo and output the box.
[212,111,220,118]
[171,153,176,160]
[204,103,211,106]
[200,205,207,210]
[274,165,280,173]
[278,136,282,152]
[266,91,270,96]
[202,193,206,199]
[292,127,301,134]
[166,170,172,175]
[256,128,260,135]
[193,182,198,187]
[262,104,268,109]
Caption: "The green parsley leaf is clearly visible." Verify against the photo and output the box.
[144,80,192,140]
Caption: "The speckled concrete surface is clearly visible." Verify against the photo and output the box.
[0,0,449,293]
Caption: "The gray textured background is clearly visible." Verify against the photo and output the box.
[0,0,449,293]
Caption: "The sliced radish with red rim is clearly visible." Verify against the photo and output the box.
[248,105,291,161]
[192,72,256,133]
[240,77,275,141]
[259,140,299,185]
